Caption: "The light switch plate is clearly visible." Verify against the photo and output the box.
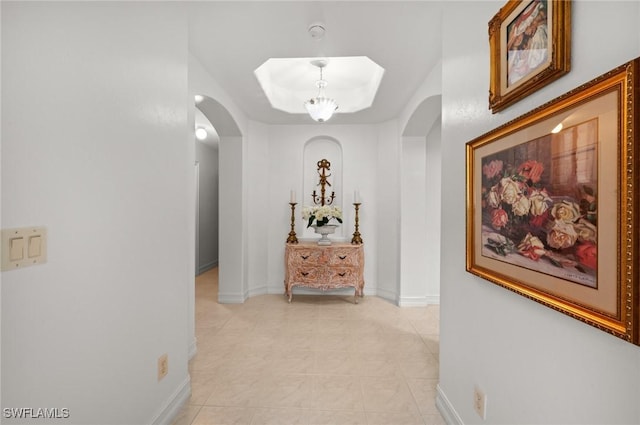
[2,227,47,271]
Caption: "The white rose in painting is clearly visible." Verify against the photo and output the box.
[511,195,531,216]
[499,177,521,205]
[551,200,581,223]
[529,189,552,216]
[574,218,597,243]
[487,185,501,209]
[547,220,578,249]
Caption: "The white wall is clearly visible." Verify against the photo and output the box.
[0,0,3,413]
[400,136,429,305]
[438,1,640,424]
[1,3,190,424]
[246,121,270,297]
[374,120,402,302]
[195,140,219,274]
[424,119,441,303]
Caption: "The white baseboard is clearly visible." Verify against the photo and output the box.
[398,295,440,307]
[248,285,268,298]
[217,291,246,304]
[150,375,191,425]
[375,287,399,305]
[188,337,197,360]
[197,260,218,275]
[436,383,463,425]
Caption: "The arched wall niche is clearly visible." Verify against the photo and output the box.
[302,136,345,240]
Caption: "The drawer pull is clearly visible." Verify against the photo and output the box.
[338,272,346,277]
[339,255,347,260]
[301,255,310,260]
[301,272,309,276]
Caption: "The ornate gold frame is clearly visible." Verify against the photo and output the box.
[467,58,640,345]
[489,0,571,113]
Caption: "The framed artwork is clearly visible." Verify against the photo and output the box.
[489,0,571,113]
[467,58,640,345]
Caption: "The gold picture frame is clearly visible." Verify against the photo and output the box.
[467,58,640,345]
[489,0,571,113]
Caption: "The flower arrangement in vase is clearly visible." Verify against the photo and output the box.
[302,205,343,245]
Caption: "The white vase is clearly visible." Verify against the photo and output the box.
[311,224,338,245]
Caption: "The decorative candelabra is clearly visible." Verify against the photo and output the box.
[351,202,363,244]
[311,159,335,206]
[286,202,298,244]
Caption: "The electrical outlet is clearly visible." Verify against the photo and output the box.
[473,386,486,420]
[157,354,168,381]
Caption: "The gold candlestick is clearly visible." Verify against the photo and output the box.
[286,202,299,244]
[351,202,363,244]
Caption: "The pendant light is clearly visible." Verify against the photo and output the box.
[304,59,338,123]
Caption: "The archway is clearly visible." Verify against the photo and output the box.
[195,96,244,305]
[399,95,442,306]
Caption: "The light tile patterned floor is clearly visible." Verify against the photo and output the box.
[173,268,444,425]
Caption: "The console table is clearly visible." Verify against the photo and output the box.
[284,242,364,303]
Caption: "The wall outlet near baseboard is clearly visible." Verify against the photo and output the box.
[474,386,486,420]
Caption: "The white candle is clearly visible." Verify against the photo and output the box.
[290,190,296,203]
[354,190,361,203]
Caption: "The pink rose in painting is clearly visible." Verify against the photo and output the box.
[491,208,509,229]
[575,242,597,270]
[529,210,551,228]
[483,160,503,179]
[518,160,544,183]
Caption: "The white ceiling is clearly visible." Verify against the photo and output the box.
[188,2,443,126]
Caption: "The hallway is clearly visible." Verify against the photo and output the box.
[173,268,444,424]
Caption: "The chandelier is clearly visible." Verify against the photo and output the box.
[304,60,338,123]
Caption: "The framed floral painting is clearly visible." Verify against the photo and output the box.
[467,57,640,345]
[489,0,571,113]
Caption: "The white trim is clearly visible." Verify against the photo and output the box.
[218,291,246,304]
[436,383,463,425]
[188,337,197,361]
[198,260,218,275]
[425,295,440,305]
[375,287,399,305]
[150,376,191,425]
[398,295,440,307]
[248,285,268,298]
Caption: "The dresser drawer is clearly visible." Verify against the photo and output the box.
[289,248,325,266]
[328,248,361,266]
[291,266,323,284]
[327,266,358,284]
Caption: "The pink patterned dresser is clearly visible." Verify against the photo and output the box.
[284,242,364,303]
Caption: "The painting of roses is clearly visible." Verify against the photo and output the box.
[480,119,598,288]
[468,57,640,346]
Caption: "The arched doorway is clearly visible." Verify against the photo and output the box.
[399,95,442,305]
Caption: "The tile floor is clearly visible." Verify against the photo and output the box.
[172,268,445,425]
